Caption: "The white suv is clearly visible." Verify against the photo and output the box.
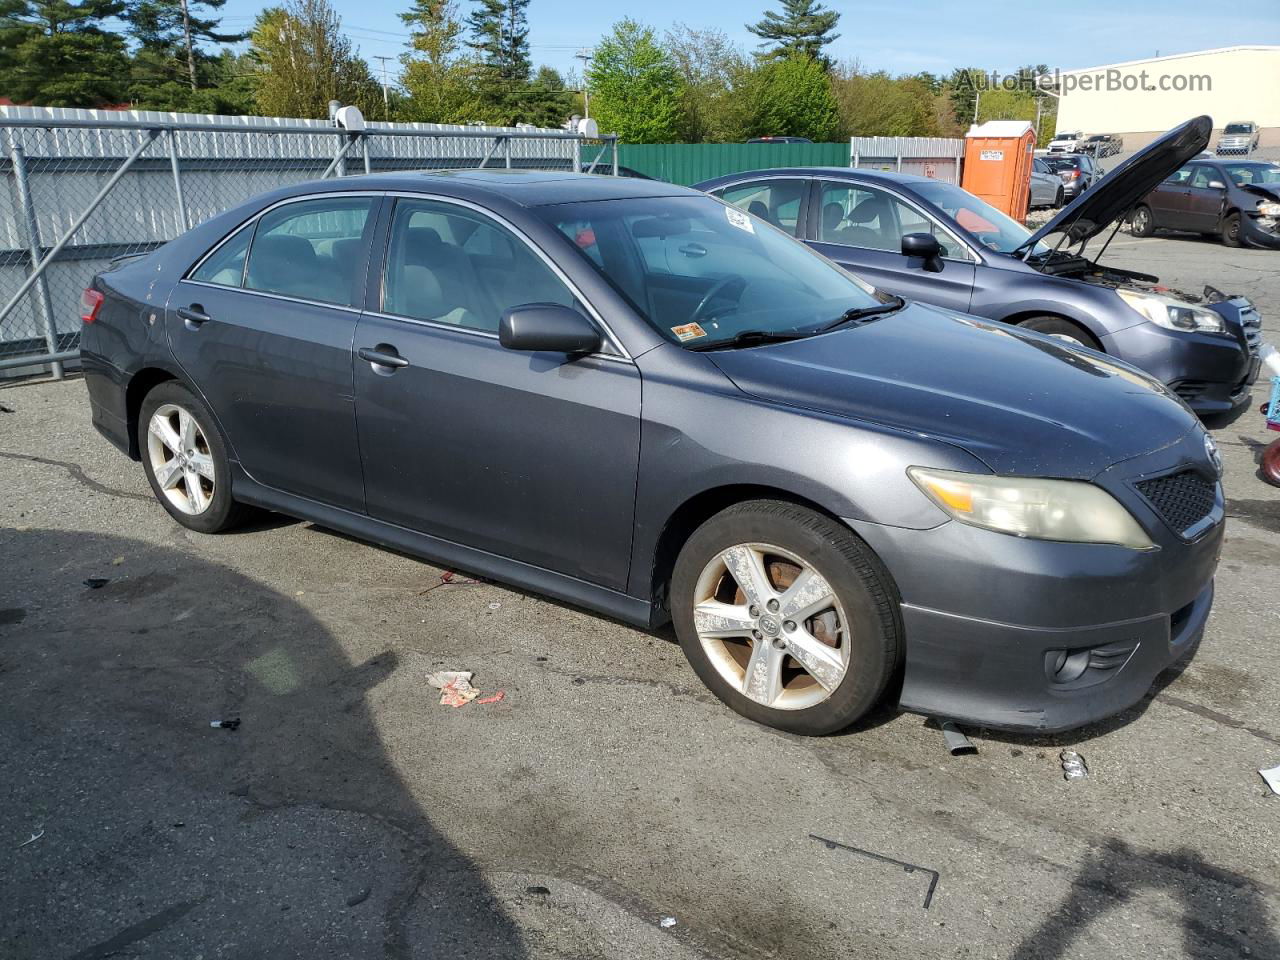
[1049,130,1084,153]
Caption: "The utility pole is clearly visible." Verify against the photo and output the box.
[373,55,393,120]
[575,48,592,119]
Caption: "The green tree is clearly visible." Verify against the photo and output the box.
[513,65,574,128]
[746,0,840,67]
[664,22,746,142]
[399,0,484,123]
[126,0,245,94]
[737,54,838,142]
[248,0,381,118]
[587,19,685,143]
[0,0,132,107]
[945,66,985,128]
[466,0,529,85]
[830,64,937,137]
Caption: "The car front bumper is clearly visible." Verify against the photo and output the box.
[1241,214,1280,250]
[1103,318,1256,416]
[1215,141,1253,154]
[846,429,1223,733]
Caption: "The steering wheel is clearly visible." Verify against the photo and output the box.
[691,274,747,323]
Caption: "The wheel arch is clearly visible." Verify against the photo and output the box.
[123,363,186,460]
[997,310,1105,352]
[647,484,851,615]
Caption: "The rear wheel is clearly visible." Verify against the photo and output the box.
[1221,212,1242,248]
[1016,315,1102,351]
[139,381,247,533]
[670,500,902,735]
[1130,205,1155,237]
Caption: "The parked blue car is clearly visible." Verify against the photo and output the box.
[696,116,1262,416]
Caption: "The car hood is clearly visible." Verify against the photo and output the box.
[1241,182,1280,201]
[707,304,1196,479]
[1023,116,1212,249]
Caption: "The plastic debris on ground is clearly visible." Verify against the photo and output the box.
[18,829,44,848]
[427,671,481,707]
[417,570,483,596]
[1260,764,1280,796]
[939,720,977,756]
[475,691,506,705]
[1061,750,1089,780]
[209,718,241,730]
[659,917,677,928]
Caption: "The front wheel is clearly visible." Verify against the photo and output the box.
[1130,205,1155,237]
[670,501,902,735]
[1221,212,1242,248]
[1016,315,1102,351]
[139,381,247,533]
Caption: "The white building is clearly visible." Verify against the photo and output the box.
[1051,46,1280,150]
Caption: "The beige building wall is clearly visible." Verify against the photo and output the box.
[1053,46,1280,136]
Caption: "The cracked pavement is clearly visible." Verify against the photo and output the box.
[2,237,1279,959]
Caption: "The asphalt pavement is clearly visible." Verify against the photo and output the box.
[2,234,1279,959]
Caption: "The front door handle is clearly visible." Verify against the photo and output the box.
[178,305,210,330]
[358,345,409,371]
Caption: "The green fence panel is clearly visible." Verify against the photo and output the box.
[617,143,850,186]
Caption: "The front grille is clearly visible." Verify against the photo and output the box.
[1238,301,1262,356]
[1135,470,1217,536]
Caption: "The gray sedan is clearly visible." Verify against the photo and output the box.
[1030,158,1066,208]
[82,170,1221,736]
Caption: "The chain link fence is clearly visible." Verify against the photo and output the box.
[0,109,619,378]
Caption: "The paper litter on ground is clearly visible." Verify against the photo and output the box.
[427,671,480,707]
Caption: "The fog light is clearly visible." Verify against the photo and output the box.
[1045,649,1090,684]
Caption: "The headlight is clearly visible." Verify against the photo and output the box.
[1116,289,1224,334]
[908,467,1154,549]
[1257,201,1280,217]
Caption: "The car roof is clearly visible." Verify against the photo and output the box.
[280,169,692,207]
[696,167,945,189]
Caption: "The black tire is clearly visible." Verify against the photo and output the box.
[670,500,902,735]
[1130,204,1155,237]
[1221,212,1242,248]
[1054,187,1065,209]
[138,381,247,534]
[1016,315,1103,351]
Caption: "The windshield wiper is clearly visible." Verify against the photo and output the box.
[687,329,810,351]
[817,296,906,333]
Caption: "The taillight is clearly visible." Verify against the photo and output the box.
[81,288,104,324]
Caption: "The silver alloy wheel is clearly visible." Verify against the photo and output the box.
[146,402,215,515]
[1047,333,1085,347]
[692,542,850,711]
[1132,208,1150,233]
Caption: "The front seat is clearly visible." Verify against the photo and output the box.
[747,200,772,225]
[246,234,320,298]
[845,196,896,250]
[821,202,846,240]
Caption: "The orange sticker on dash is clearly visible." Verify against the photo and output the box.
[671,322,708,342]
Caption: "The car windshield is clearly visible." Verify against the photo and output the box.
[1224,124,1252,134]
[1223,163,1280,185]
[535,195,890,349]
[1042,157,1081,171]
[911,181,1051,256]
[1051,133,1074,141]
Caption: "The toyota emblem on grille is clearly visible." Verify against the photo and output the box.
[1204,433,1222,476]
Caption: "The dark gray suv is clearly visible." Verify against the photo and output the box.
[82,169,1222,737]
[698,117,1261,415]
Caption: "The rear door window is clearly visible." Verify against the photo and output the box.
[243,197,376,307]
[716,179,806,237]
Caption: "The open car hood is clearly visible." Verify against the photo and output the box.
[1022,116,1212,250]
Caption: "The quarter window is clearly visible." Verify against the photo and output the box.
[717,180,806,237]
[190,223,252,286]
[243,197,376,307]
[382,199,577,334]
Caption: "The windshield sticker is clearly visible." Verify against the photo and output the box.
[726,206,755,234]
[671,322,708,342]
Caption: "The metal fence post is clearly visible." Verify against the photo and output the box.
[572,138,581,173]
[168,129,189,232]
[0,129,159,331]
[7,135,64,379]
[611,137,618,177]
[362,133,372,176]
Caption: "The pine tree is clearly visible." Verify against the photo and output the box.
[399,0,483,123]
[125,0,246,94]
[465,0,529,86]
[0,0,132,107]
[746,0,840,67]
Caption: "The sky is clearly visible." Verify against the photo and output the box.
[213,0,1280,83]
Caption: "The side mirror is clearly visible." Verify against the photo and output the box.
[499,303,602,354]
[1207,180,1227,190]
[901,232,944,273]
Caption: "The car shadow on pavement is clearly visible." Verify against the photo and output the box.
[1008,837,1280,960]
[0,528,528,960]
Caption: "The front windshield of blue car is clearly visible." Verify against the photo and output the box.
[911,181,1051,257]
[537,195,891,348]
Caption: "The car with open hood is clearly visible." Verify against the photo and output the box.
[82,168,1222,737]
[1130,155,1280,249]
[697,116,1262,416]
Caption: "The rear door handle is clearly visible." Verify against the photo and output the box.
[178,305,210,330]
[358,346,409,371]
